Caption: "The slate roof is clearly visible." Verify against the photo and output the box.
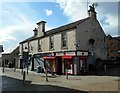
[2,46,19,54]
[20,17,89,44]
[114,37,120,41]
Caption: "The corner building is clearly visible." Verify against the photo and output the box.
[19,5,107,75]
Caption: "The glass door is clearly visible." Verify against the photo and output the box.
[79,58,87,74]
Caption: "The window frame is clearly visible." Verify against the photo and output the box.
[38,39,42,52]
[61,32,68,49]
[49,35,54,50]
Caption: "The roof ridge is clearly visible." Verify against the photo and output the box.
[20,17,89,44]
[46,17,89,32]
[2,45,18,54]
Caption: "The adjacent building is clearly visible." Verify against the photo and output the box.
[19,5,107,75]
[106,35,120,60]
[2,46,19,68]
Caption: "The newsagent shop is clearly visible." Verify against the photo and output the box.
[32,50,89,75]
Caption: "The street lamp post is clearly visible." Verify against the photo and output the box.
[23,46,29,75]
[14,61,16,72]
[26,63,28,75]
[66,69,68,79]
[45,69,48,82]
[44,60,48,82]
[2,61,4,73]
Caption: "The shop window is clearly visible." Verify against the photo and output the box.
[64,60,73,74]
[80,59,87,73]
[65,62,71,69]
[49,36,54,50]
[38,44,41,51]
[61,32,67,48]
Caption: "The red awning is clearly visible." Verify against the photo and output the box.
[80,56,88,59]
[62,56,72,59]
[43,57,55,60]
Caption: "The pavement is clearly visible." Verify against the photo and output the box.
[0,67,120,93]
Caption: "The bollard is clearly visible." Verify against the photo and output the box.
[66,69,68,79]
[21,68,23,75]
[14,67,16,72]
[23,71,26,85]
[45,70,48,82]
[27,66,28,75]
[2,67,4,73]
[104,64,106,73]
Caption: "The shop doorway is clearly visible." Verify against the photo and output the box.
[64,59,74,75]
[56,57,62,75]
[79,57,87,74]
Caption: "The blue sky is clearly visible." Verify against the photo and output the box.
[0,0,119,50]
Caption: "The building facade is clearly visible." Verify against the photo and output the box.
[2,46,19,68]
[19,5,107,75]
[106,35,120,60]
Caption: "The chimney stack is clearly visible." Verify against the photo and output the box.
[37,21,46,37]
[88,4,97,19]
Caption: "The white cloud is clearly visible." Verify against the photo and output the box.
[0,3,37,49]
[0,3,54,49]
[45,9,53,16]
[97,3,118,36]
[55,0,118,36]
[55,0,90,22]
[0,24,32,43]
[100,15,118,36]
[3,9,10,14]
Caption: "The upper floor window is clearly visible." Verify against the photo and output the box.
[49,36,54,50]
[61,32,67,48]
[38,40,42,51]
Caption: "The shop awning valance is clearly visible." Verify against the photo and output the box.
[43,57,55,60]
[62,56,72,59]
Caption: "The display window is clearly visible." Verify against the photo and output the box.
[64,59,74,74]
[79,58,87,73]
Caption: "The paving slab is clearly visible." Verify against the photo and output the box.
[0,67,119,92]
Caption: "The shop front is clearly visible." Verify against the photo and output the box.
[62,51,75,75]
[55,50,89,75]
[43,52,56,73]
[33,50,89,75]
[77,51,88,74]
[33,53,45,71]
[55,52,74,75]
[55,53,63,75]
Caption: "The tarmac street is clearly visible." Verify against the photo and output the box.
[0,67,120,92]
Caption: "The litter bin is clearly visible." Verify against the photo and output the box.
[36,66,41,73]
